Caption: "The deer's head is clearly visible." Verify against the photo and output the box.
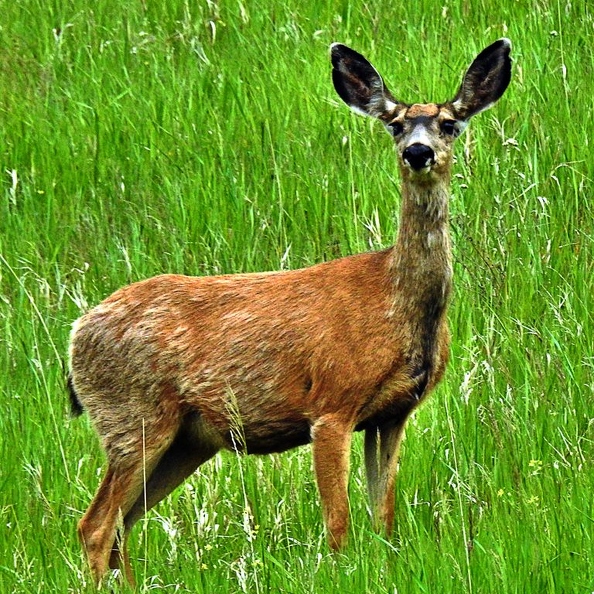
[331,39,511,183]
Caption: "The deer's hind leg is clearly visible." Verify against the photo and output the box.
[109,412,221,583]
[78,386,184,587]
[78,433,176,587]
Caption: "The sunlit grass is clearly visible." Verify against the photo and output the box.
[1,0,593,592]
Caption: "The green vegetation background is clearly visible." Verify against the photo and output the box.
[1,0,592,591]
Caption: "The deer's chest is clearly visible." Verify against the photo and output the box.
[355,320,450,431]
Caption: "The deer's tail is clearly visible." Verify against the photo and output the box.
[67,373,84,417]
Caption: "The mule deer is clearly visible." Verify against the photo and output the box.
[68,39,511,586]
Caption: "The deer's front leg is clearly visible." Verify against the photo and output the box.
[311,415,353,549]
[364,418,408,535]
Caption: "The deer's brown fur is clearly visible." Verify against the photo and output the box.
[68,39,511,586]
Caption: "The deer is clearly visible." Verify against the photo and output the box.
[68,38,511,586]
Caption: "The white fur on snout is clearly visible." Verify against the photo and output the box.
[402,126,436,170]
[407,125,433,148]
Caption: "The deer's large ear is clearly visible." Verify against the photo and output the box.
[451,38,512,120]
[330,43,397,118]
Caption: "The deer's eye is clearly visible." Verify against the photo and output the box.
[441,120,457,136]
[389,121,404,136]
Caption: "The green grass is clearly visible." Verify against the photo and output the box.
[1,0,593,591]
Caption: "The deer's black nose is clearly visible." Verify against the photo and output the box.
[403,143,435,171]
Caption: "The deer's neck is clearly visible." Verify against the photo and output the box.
[390,178,453,317]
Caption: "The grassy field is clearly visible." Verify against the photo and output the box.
[1,0,593,591]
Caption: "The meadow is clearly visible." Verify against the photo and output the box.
[1,0,592,591]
